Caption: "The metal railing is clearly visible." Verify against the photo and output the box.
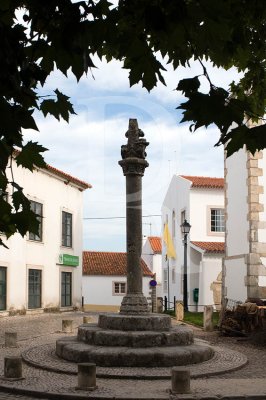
[163,296,176,313]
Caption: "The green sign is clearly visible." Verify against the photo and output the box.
[59,254,79,267]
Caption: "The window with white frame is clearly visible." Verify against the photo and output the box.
[210,208,225,233]
[62,211,72,247]
[113,282,126,295]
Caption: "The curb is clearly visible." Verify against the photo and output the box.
[173,396,266,400]
[0,384,169,400]
[0,383,265,400]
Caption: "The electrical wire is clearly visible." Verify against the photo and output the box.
[83,214,161,220]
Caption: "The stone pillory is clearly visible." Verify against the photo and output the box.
[118,119,149,314]
[55,119,214,369]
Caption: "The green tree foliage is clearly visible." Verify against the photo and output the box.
[1,0,266,244]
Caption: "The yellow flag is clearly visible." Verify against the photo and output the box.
[163,223,176,259]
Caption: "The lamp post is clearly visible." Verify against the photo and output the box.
[180,219,191,312]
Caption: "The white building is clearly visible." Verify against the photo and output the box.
[162,175,225,311]
[82,251,154,312]
[224,148,266,303]
[141,236,162,298]
[0,157,91,315]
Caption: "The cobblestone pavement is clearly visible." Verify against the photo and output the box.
[0,311,265,399]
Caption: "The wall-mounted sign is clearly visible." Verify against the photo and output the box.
[59,254,79,267]
[149,279,157,287]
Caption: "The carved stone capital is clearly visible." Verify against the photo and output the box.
[119,157,149,176]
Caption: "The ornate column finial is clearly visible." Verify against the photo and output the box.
[119,119,149,176]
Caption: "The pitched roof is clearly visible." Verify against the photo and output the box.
[191,241,225,253]
[148,236,162,254]
[13,149,91,190]
[180,175,224,189]
[45,163,91,190]
[83,251,153,276]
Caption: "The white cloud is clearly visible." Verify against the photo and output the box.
[24,95,224,252]
[22,54,234,252]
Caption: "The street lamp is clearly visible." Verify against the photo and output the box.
[180,219,191,312]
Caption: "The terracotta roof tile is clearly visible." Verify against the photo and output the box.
[191,241,225,253]
[45,164,91,190]
[83,251,153,276]
[148,236,162,254]
[13,149,91,190]
[181,175,224,189]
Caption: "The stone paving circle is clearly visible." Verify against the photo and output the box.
[21,339,248,379]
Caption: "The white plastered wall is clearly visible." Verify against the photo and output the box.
[161,175,191,303]
[198,254,223,311]
[82,275,152,308]
[224,148,249,301]
[0,162,85,311]
[190,189,225,243]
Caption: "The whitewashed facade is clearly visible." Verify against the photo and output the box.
[224,148,266,302]
[82,251,153,312]
[0,158,90,315]
[141,236,162,298]
[162,175,225,311]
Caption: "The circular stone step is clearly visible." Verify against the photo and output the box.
[56,337,214,367]
[77,324,193,347]
[22,342,248,379]
[98,313,172,331]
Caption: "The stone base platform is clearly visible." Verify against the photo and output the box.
[97,313,172,331]
[56,313,214,367]
[56,336,214,367]
[77,323,194,347]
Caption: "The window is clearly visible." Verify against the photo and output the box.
[29,201,43,241]
[180,210,186,233]
[61,272,72,307]
[163,269,168,292]
[0,267,7,310]
[0,191,8,236]
[113,282,126,295]
[210,208,225,232]
[28,269,42,309]
[172,210,176,237]
[172,267,176,284]
[62,211,72,247]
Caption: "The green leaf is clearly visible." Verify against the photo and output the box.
[10,210,39,237]
[176,77,200,96]
[40,90,76,122]
[224,124,266,157]
[12,189,25,211]
[16,141,47,171]
[16,108,39,131]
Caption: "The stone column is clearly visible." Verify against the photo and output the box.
[119,119,149,314]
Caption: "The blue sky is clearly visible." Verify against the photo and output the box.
[23,58,239,251]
